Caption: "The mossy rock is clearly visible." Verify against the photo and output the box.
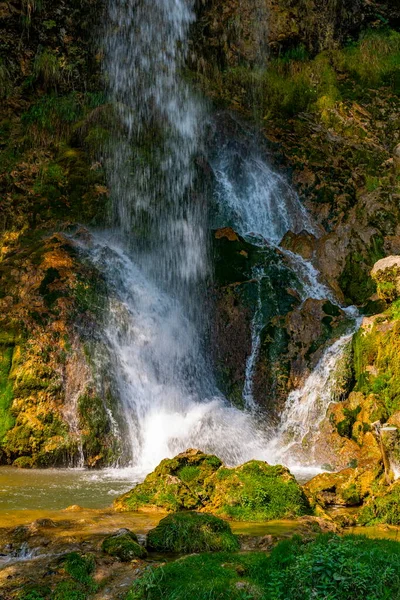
[146,512,239,553]
[304,466,383,509]
[102,529,147,561]
[358,480,400,525]
[204,461,311,521]
[114,449,222,512]
[13,456,35,469]
[371,257,400,302]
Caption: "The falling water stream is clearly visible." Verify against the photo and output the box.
[75,0,360,476]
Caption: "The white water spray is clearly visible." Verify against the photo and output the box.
[82,234,270,473]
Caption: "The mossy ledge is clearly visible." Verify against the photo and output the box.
[114,449,312,521]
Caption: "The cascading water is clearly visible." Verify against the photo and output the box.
[79,0,273,473]
[211,133,360,465]
[79,0,358,475]
[81,234,270,473]
[268,329,358,468]
[103,0,207,297]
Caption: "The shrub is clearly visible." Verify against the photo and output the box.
[146,512,240,553]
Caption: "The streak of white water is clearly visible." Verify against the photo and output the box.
[269,322,360,467]
[242,269,263,410]
[280,248,337,303]
[213,148,315,245]
[83,234,271,474]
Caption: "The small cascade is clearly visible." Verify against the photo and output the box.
[280,248,337,303]
[213,145,315,245]
[212,131,360,458]
[269,325,359,467]
[242,268,264,410]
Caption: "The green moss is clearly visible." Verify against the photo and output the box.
[146,513,239,554]
[52,582,86,600]
[116,450,223,512]
[61,552,95,586]
[78,393,118,467]
[372,266,400,302]
[13,456,34,468]
[336,406,362,440]
[102,531,147,561]
[178,465,201,483]
[18,586,51,600]
[339,235,384,305]
[0,345,15,441]
[206,461,312,522]
[353,316,400,418]
[359,482,400,525]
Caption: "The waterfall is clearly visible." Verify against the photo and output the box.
[79,234,270,473]
[76,0,274,472]
[78,0,358,474]
[103,0,207,298]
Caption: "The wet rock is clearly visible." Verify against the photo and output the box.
[114,449,222,512]
[203,460,311,521]
[359,480,400,525]
[102,530,147,561]
[304,465,384,508]
[280,230,317,260]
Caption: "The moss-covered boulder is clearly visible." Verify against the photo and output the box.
[304,465,384,509]
[359,480,400,525]
[203,461,311,521]
[102,529,147,561]
[115,452,310,521]
[114,449,223,512]
[146,512,239,553]
[371,256,400,301]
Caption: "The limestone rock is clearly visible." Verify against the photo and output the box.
[304,465,384,508]
[202,460,311,521]
[371,256,400,301]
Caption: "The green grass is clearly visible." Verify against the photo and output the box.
[128,534,400,600]
[146,512,240,553]
[198,28,400,122]
[0,346,15,441]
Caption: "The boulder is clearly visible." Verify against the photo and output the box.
[203,460,311,521]
[371,256,400,301]
[304,465,384,508]
[146,512,239,553]
[102,529,147,561]
[359,480,400,525]
[114,449,222,512]
[115,452,311,522]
